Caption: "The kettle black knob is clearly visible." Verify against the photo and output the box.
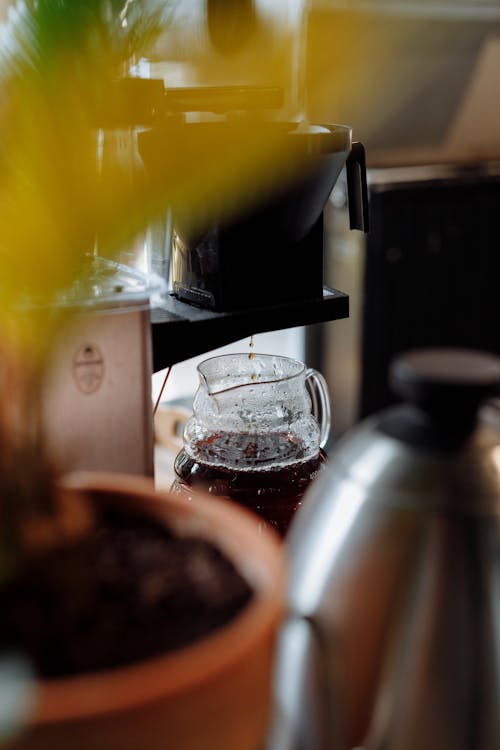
[388,348,500,440]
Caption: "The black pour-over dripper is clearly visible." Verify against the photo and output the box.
[140,121,367,312]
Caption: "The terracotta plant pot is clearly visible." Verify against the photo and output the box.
[6,473,287,750]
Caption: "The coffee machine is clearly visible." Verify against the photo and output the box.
[39,68,368,479]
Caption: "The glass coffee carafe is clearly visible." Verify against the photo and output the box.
[172,352,330,536]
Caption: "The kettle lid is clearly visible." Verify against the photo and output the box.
[388,347,500,441]
[369,347,500,456]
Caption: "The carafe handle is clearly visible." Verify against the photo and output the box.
[305,368,331,449]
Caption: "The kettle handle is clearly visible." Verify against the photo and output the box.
[346,141,369,232]
[305,369,331,449]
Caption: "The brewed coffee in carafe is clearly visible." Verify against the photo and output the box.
[171,352,330,536]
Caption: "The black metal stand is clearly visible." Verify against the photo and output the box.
[151,285,349,371]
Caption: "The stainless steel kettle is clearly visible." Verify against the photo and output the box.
[269,348,500,750]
